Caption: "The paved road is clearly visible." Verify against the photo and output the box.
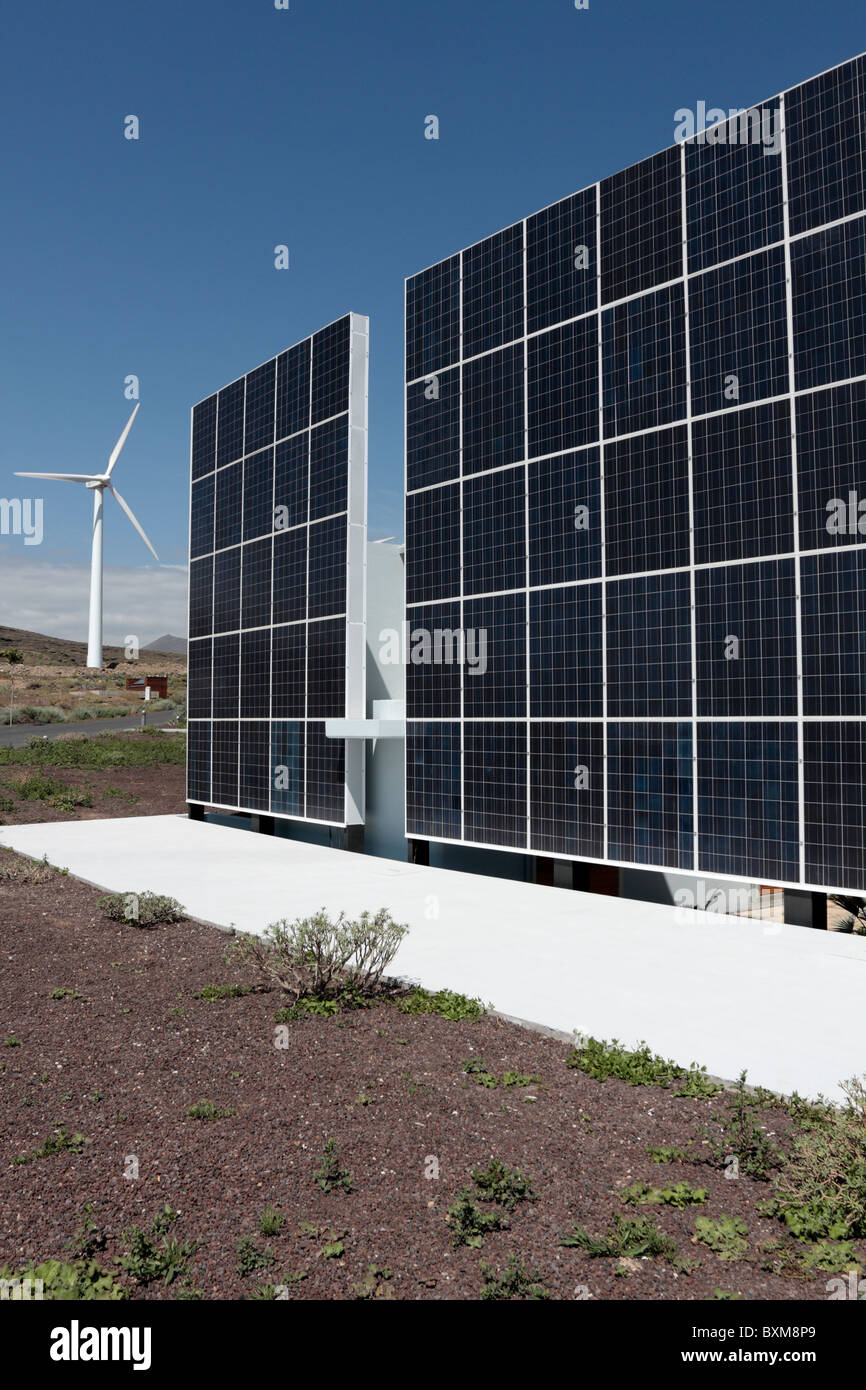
[0,708,178,749]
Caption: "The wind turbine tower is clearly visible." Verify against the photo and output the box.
[15,403,159,668]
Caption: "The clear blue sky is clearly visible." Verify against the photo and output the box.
[0,0,863,638]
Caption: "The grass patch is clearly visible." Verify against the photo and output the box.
[194,984,253,1002]
[14,1126,90,1165]
[566,1035,721,1096]
[258,1207,286,1237]
[560,1214,677,1261]
[620,1181,708,1208]
[396,987,484,1020]
[186,1100,234,1122]
[0,732,185,770]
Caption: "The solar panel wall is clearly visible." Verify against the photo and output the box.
[404,53,866,894]
[188,313,368,827]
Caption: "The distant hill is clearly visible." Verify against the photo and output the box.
[143,634,187,656]
[0,625,185,669]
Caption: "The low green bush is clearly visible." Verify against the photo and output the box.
[98,891,185,927]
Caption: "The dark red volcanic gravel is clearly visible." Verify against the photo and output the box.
[0,850,859,1301]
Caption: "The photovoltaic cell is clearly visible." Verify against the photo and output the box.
[187,314,368,826]
[405,52,866,891]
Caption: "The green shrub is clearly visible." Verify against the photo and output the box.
[762,1105,866,1241]
[98,891,185,927]
[235,908,407,1003]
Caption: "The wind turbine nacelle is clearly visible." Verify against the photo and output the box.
[86,479,106,489]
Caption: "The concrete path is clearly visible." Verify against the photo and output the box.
[1,813,864,1101]
[0,708,176,748]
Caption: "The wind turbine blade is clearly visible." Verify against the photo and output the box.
[106,402,140,477]
[108,485,159,561]
[14,472,98,482]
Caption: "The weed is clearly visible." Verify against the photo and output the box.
[69,1205,106,1261]
[560,1214,677,1261]
[693,1215,749,1261]
[646,1145,693,1164]
[709,1288,743,1300]
[118,1207,197,1287]
[479,1253,549,1301]
[704,1072,782,1181]
[0,733,184,771]
[396,987,484,1020]
[566,1035,720,1096]
[0,1259,124,1300]
[471,1159,537,1212]
[50,988,84,1002]
[462,1057,498,1088]
[258,1206,285,1237]
[355,1264,393,1299]
[194,984,253,1002]
[236,1237,276,1277]
[14,1127,89,1165]
[446,1190,507,1248]
[620,1181,708,1208]
[313,1138,353,1194]
[3,1035,21,1047]
[186,1100,234,1121]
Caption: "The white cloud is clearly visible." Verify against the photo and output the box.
[0,553,188,646]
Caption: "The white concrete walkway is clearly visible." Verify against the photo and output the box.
[2,814,864,1101]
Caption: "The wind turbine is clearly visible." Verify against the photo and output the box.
[15,403,159,669]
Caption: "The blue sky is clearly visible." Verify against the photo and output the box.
[0,0,863,641]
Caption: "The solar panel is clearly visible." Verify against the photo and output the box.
[188,313,368,827]
[404,53,866,894]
